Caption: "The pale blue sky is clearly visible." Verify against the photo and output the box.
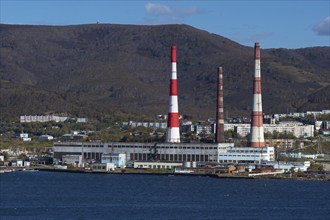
[1,0,329,49]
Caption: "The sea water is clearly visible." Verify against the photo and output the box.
[0,171,329,220]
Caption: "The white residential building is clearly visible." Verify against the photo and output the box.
[20,133,31,142]
[232,123,314,138]
[20,115,68,123]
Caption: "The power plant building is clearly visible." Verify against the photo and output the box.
[52,43,276,166]
[53,142,234,163]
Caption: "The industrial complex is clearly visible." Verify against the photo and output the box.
[53,43,275,167]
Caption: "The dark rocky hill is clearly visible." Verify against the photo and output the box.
[0,24,329,121]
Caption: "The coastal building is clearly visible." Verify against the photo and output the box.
[52,43,278,167]
[62,155,83,167]
[92,163,115,172]
[262,161,311,172]
[218,146,275,164]
[52,141,276,166]
[53,142,235,164]
[101,153,126,168]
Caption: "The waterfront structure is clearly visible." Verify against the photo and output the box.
[218,146,275,164]
[249,42,265,147]
[53,142,234,164]
[133,161,182,169]
[101,153,126,168]
[92,163,115,172]
[53,141,274,165]
[52,43,280,166]
[262,161,311,172]
[62,155,83,167]
[215,66,225,143]
[166,46,180,143]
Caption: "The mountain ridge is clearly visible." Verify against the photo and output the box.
[0,23,329,121]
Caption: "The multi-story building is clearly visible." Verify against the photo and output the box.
[218,146,275,164]
[230,123,314,138]
[20,115,68,123]
[53,141,275,165]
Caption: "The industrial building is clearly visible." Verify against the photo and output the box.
[133,161,183,169]
[53,141,274,165]
[101,153,126,168]
[218,146,274,164]
[233,123,314,138]
[53,142,233,163]
[53,43,275,167]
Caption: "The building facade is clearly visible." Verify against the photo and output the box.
[218,146,275,164]
[53,142,235,164]
[53,142,274,165]
[20,115,68,123]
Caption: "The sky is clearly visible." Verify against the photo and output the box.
[0,0,329,49]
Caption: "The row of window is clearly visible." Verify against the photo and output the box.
[219,160,258,163]
[110,145,217,150]
[138,165,174,169]
[130,153,211,162]
[85,145,104,148]
[58,144,218,150]
[93,166,106,170]
[227,150,267,153]
[219,154,260,158]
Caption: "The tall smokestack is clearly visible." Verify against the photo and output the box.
[216,66,225,143]
[249,42,265,147]
[166,46,180,143]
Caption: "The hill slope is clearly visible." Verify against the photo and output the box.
[0,24,329,120]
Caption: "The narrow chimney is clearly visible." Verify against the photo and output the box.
[249,42,265,147]
[216,66,225,143]
[166,46,180,143]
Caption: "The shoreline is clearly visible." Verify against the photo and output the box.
[33,167,330,181]
[2,166,329,181]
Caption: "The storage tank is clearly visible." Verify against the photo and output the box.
[192,161,197,168]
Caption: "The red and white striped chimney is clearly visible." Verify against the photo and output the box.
[215,66,225,143]
[166,46,180,143]
[249,42,265,148]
